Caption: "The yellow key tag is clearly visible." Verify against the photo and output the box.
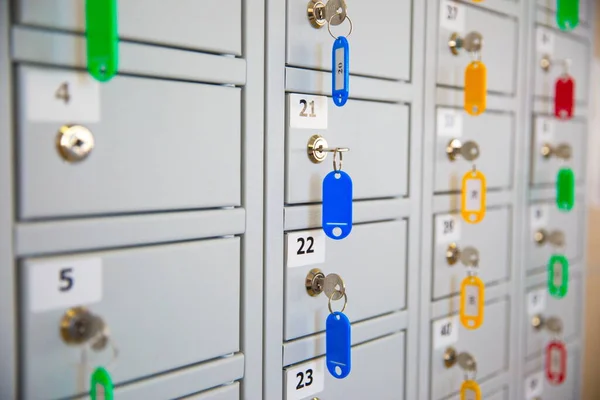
[461,168,486,224]
[460,380,482,400]
[460,275,485,330]
[464,61,487,116]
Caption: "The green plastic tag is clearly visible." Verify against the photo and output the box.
[556,167,575,212]
[548,254,569,299]
[556,0,579,31]
[86,0,119,82]
[90,367,113,400]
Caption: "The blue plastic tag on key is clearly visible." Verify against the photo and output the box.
[332,36,350,107]
[322,170,353,240]
[326,311,351,379]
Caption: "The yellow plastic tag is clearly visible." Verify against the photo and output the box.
[460,275,485,330]
[464,61,487,116]
[460,380,482,400]
[461,169,486,224]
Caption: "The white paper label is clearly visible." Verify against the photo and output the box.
[464,284,480,317]
[525,371,544,399]
[289,94,328,130]
[286,230,326,268]
[436,214,461,244]
[285,359,325,400]
[527,289,547,316]
[433,316,459,349]
[23,66,101,123]
[464,179,482,212]
[536,117,555,143]
[29,258,102,313]
[537,28,555,54]
[530,205,550,230]
[335,47,345,91]
[437,108,463,137]
[440,0,465,32]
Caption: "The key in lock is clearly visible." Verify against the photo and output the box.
[457,352,477,372]
[447,139,480,161]
[308,0,347,28]
[463,32,483,53]
[305,269,346,300]
[60,307,107,349]
[460,247,480,267]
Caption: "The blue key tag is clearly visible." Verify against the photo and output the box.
[326,311,351,379]
[322,170,353,240]
[332,36,350,107]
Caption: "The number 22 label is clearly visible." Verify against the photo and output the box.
[286,229,326,268]
[28,257,103,313]
[286,359,325,400]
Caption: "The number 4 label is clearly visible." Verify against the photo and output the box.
[28,258,103,313]
[286,229,326,268]
[285,359,325,400]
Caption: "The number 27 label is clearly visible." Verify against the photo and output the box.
[286,229,326,268]
[28,257,103,313]
[286,359,325,400]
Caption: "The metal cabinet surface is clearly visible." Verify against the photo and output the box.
[525,349,579,400]
[534,26,590,102]
[286,0,412,80]
[20,238,240,400]
[430,299,509,400]
[432,207,511,299]
[528,201,582,270]
[285,220,407,340]
[182,385,240,400]
[434,110,513,192]
[286,95,409,203]
[16,0,242,55]
[531,116,586,186]
[437,4,518,94]
[17,65,241,219]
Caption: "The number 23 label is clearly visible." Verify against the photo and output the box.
[286,230,326,268]
[28,257,102,313]
[286,359,325,400]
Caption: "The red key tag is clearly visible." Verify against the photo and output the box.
[554,75,575,120]
[545,340,567,385]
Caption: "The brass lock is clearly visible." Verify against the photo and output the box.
[540,55,571,73]
[305,268,345,300]
[307,135,349,164]
[446,138,480,161]
[307,0,347,28]
[56,125,95,162]
[448,31,483,56]
[60,307,107,350]
[444,347,477,372]
[532,314,563,334]
[540,143,572,160]
[446,243,479,267]
[534,229,565,247]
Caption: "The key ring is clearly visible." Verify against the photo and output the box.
[328,290,348,314]
[328,14,353,40]
[333,148,343,171]
[464,368,477,382]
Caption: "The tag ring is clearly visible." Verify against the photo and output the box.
[464,368,477,382]
[328,291,348,314]
[328,14,353,40]
[333,148,343,171]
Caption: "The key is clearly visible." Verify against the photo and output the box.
[545,317,563,335]
[324,273,345,301]
[463,32,483,53]
[460,247,480,267]
[325,0,347,26]
[457,352,477,371]
[461,141,480,161]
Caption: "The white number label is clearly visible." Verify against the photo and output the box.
[530,205,549,230]
[23,66,100,123]
[289,94,328,129]
[433,316,459,349]
[285,359,325,400]
[286,230,326,268]
[525,371,544,399]
[536,117,555,143]
[29,258,102,313]
[527,289,547,316]
[440,0,465,32]
[436,214,461,244]
[537,28,555,54]
[437,108,463,137]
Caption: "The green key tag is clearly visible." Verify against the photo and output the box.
[86,0,119,82]
[548,254,569,299]
[556,0,579,31]
[556,167,575,212]
[90,367,114,400]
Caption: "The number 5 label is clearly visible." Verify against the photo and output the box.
[28,258,103,313]
[286,229,326,268]
[285,359,325,400]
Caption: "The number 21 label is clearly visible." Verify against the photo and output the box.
[289,94,328,130]
[28,257,102,312]
[286,229,326,268]
[285,359,325,400]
